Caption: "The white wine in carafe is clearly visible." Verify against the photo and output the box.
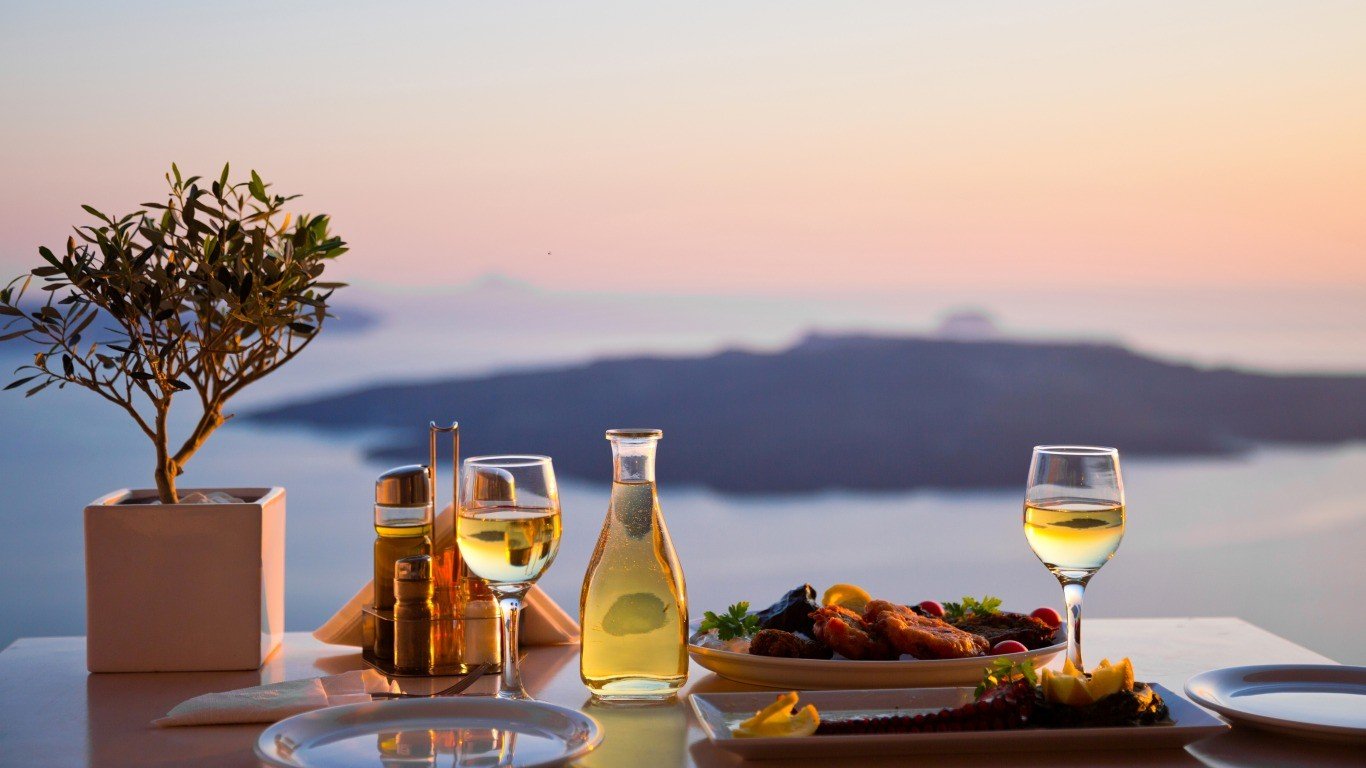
[580,430,688,701]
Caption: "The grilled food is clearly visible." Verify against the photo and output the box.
[1035,682,1169,727]
[809,605,899,660]
[748,628,834,659]
[816,676,1036,735]
[864,600,989,659]
[754,585,822,636]
[949,610,1057,650]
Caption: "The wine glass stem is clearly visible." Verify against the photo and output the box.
[1062,579,1086,672]
[497,592,527,699]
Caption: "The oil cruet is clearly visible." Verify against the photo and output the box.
[580,428,688,701]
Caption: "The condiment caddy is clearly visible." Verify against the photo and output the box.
[362,421,501,677]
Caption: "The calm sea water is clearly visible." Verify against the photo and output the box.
[1,367,1362,664]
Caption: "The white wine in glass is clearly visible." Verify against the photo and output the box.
[456,456,562,700]
[1023,446,1124,672]
[458,506,562,584]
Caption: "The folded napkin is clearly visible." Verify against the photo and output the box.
[155,669,393,727]
[313,504,580,647]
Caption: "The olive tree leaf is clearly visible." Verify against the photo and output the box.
[4,375,38,390]
[248,170,267,203]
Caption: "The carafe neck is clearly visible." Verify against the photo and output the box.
[609,432,661,483]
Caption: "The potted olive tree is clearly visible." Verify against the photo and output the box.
[0,164,347,671]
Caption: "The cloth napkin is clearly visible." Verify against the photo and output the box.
[155,669,393,727]
[313,504,580,647]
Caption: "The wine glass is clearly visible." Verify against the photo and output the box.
[1023,446,1125,672]
[456,455,563,699]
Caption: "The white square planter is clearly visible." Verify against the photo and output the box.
[84,487,285,672]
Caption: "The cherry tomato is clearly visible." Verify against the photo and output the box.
[991,640,1029,655]
[917,600,945,617]
[1030,607,1062,628]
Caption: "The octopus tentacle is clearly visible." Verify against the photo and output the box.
[815,678,1035,734]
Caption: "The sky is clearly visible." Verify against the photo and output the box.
[1,1,1364,296]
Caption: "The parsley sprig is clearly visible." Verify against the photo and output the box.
[975,658,1038,697]
[943,595,1002,621]
[699,602,761,641]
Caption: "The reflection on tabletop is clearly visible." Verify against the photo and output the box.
[1186,727,1365,768]
[312,645,574,698]
[577,698,688,768]
[311,726,522,768]
[74,637,1366,768]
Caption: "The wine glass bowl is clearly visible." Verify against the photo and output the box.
[456,455,563,699]
[1023,445,1124,672]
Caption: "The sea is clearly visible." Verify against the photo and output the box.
[2,283,1364,663]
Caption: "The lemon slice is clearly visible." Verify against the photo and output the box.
[821,583,871,613]
[733,692,820,738]
[737,692,798,731]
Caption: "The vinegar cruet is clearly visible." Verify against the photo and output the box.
[580,428,688,701]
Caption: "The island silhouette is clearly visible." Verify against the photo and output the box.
[248,333,1366,492]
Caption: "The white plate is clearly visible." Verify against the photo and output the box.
[1185,664,1366,744]
[690,684,1226,759]
[689,628,1064,688]
[255,697,603,768]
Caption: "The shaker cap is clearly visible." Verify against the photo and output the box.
[376,465,431,506]
[395,554,433,581]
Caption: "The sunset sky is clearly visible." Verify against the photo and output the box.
[2,1,1363,295]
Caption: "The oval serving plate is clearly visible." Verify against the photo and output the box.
[689,627,1064,689]
[255,697,603,768]
[690,684,1227,759]
[1185,664,1366,744]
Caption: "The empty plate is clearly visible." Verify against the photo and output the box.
[1185,665,1366,744]
[255,697,603,768]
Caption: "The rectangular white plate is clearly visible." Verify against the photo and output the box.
[689,685,1228,760]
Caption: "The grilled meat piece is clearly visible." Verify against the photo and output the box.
[810,605,899,660]
[949,611,1058,650]
[748,628,834,659]
[864,600,988,659]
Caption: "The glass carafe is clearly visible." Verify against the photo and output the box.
[580,429,688,701]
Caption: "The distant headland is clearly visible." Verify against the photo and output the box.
[247,333,1366,492]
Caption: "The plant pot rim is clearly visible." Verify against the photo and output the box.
[90,486,284,507]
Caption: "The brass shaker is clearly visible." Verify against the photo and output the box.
[393,554,436,675]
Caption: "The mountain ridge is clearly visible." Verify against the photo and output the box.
[247,333,1366,492]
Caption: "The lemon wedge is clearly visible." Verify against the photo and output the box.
[1043,657,1135,705]
[1086,658,1135,700]
[733,692,821,738]
[1042,668,1095,706]
[821,583,871,613]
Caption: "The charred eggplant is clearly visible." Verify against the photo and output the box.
[753,585,822,635]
